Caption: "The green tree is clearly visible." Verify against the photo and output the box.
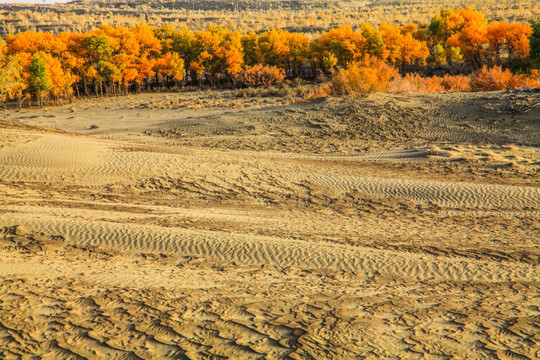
[427,43,447,65]
[81,33,117,95]
[241,31,261,66]
[448,46,464,64]
[530,19,540,68]
[361,23,385,58]
[156,27,195,75]
[28,54,51,104]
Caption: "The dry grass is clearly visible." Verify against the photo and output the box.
[0,0,537,36]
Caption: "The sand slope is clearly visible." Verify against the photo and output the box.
[0,92,539,359]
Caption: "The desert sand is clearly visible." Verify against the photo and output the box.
[0,91,539,359]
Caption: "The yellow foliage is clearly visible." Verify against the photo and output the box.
[330,57,398,95]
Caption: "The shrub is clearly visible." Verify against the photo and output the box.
[330,57,398,95]
[527,69,540,86]
[441,74,471,92]
[309,83,332,99]
[471,66,514,91]
[389,73,443,93]
[235,64,286,87]
[471,65,540,91]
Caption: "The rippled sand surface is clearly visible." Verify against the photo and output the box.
[1,92,539,359]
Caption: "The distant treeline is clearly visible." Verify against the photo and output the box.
[0,7,539,105]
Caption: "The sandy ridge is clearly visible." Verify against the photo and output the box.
[0,133,538,212]
[1,211,537,283]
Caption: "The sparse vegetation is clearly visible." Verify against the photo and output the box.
[386,68,540,93]
[0,0,537,37]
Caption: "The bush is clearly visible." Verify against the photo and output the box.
[441,74,471,92]
[471,66,540,91]
[308,83,332,99]
[330,57,398,95]
[389,73,443,93]
[471,66,514,91]
[235,64,286,87]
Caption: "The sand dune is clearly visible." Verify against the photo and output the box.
[1,209,537,283]
[296,172,540,210]
[2,131,537,211]
[0,92,539,359]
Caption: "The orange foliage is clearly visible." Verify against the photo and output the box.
[190,27,244,78]
[6,31,67,56]
[310,26,367,68]
[257,29,309,74]
[330,57,398,94]
[487,22,532,64]
[440,75,471,92]
[379,23,429,67]
[445,8,488,66]
[0,8,538,104]
[154,52,186,81]
[234,64,285,87]
[471,66,540,91]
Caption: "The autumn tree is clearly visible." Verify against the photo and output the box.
[95,24,162,92]
[487,22,532,65]
[153,51,186,85]
[361,23,385,59]
[0,55,26,104]
[241,31,261,66]
[190,27,243,84]
[379,23,402,64]
[257,29,288,69]
[156,26,195,77]
[428,9,462,45]
[310,26,367,69]
[95,25,136,92]
[130,24,161,87]
[283,31,309,76]
[39,52,70,99]
[398,27,430,69]
[444,8,489,67]
[427,8,486,67]
[0,40,26,104]
[5,31,77,99]
[501,23,532,60]
[80,33,117,95]
[256,29,309,76]
[379,23,429,69]
[57,32,84,96]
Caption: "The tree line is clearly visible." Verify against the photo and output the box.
[0,7,538,106]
